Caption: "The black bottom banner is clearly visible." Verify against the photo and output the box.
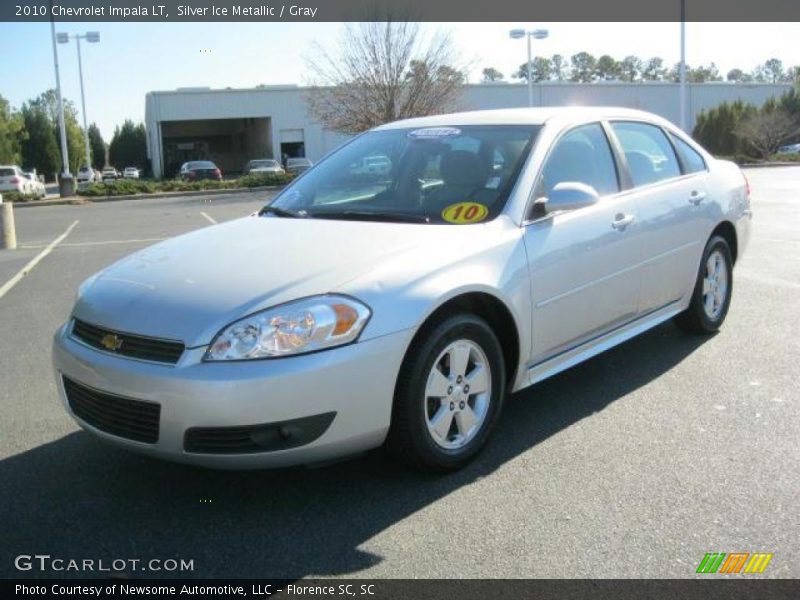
[5,579,800,600]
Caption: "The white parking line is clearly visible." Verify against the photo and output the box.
[19,237,166,249]
[200,212,218,225]
[0,220,79,300]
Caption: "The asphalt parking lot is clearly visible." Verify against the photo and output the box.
[1,168,798,579]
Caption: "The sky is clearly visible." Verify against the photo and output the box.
[1,21,799,141]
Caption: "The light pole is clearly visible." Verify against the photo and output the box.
[510,28,549,107]
[49,0,71,196]
[58,31,100,173]
[679,0,687,131]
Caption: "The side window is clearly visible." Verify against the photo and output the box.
[671,134,707,174]
[611,121,681,187]
[539,123,619,198]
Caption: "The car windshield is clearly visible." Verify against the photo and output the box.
[188,161,216,169]
[251,160,278,168]
[267,125,539,224]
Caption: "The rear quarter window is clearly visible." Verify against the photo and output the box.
[611,121,682,187]
[671,134,707,174]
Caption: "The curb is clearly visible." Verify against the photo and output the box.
[10,185,285,209]
[739,162,800,169]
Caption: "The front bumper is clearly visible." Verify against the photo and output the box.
[52,323,413,469]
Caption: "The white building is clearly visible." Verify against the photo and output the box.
[144,81,792,179]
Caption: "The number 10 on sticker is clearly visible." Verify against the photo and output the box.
[442,202,489,224]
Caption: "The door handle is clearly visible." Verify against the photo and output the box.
[612,213,636,230]
[688,190,707,205]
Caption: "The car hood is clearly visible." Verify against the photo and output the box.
[73,215,507,348]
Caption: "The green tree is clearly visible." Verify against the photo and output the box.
[550,54,568,81]
[28,89,86,173]
[693,100,758,157]
[725,69,752,83]
[570,52,597,83]
[619,56,643,82]
[595,55,621,80]
[64,104,85,172]
[691,63,723,83]
[108,120,148,172]
[481,67,504,82]
[754,58,787,83]
[0,95,25,165]
[641,57,667,81]
[20,103,60,180]
[88,124,106,170]
[515,57,552,82]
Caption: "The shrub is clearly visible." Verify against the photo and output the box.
[1,191,39,202]
[772,152,800,162]
[76,173,293,197]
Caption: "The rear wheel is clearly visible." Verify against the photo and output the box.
[387,314,506,472]
[674,235,733,334]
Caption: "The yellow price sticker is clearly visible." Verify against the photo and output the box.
[441,202,489,224]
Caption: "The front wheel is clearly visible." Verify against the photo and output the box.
[387,314,506,472]
[674,235,733,334]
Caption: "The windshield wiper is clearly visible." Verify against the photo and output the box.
[309,210,431,223]
[258,205,307,218]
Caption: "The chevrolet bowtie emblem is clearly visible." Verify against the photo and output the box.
[100,333,123,351]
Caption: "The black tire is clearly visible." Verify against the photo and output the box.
[674,235,733,334]
[387,313,506,473]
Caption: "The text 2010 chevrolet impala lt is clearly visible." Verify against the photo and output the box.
[53,107,752,472]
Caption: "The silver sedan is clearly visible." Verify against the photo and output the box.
[52,107,752,472]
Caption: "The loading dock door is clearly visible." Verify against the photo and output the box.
[280,129,306,162]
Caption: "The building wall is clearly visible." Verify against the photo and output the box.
[145,82,792,179]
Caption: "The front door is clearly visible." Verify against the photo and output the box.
[522,122,643,365]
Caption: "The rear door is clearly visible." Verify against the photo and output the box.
[523,122,643,364]
[608,121,709,314]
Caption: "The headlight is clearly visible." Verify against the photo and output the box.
[204,295,371,361]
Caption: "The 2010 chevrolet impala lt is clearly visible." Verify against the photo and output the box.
[53,107,752,472]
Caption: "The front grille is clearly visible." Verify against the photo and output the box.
[71,319,185,365]
[63,377,161,444]
[184,412,336,454]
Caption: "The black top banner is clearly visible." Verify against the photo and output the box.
[3,0,800,22]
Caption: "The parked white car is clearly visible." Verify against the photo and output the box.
[53,107,752,472]
[23,171,46,199]
[123,167,140,179]
[76,166,96,184]
[101,167,119,182]
[0,165,32,194]
[243,159,284,175]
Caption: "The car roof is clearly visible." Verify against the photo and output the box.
[374,106,670,131]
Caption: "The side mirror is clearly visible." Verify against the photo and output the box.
[545,182,600,213]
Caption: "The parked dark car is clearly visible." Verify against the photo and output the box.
[179,160,223,181]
